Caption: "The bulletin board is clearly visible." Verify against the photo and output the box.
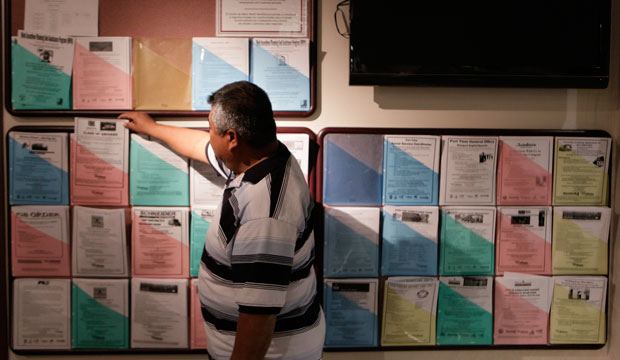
[5,0,317,118]
[2,124,317,355]
[317,127,612,351]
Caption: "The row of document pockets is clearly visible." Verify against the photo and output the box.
[323,205,610,278]
[323,275,607,347]
[12,36,310,112]
[322,134,610,207]
[12,278,206,350]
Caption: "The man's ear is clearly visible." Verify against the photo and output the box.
[226,129,239,150]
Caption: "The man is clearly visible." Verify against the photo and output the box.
[119,81,325,359]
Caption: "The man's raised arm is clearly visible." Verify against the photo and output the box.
[118,112,210,163]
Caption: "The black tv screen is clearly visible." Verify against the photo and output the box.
[349,0,611,88]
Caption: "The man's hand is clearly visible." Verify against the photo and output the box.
[117,111,210,163]
[118,112,159,136]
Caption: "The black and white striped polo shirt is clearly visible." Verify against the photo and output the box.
[198,142,324,359]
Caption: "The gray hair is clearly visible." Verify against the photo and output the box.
[207,81,277,148]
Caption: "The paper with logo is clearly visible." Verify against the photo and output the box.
[130,134,190,206]
[133,38,192,110]
[190,206,217,277]
[324,278,378,347]
[9,131,68,205]
[190,159,225,206]
[439,207,495,275]
[191,37,249,110]
[12,31,74,109]
[439,136,498,205]
[251,38,310,111]
[71,118,129,205]
[12,278,70,349]
[496,206,552,275]
[72,206,128,277]
[132,207,190,278]
[549,276,607,344]
[277,133,311,180]
[553,137,611,206]
[494,274,553,344]
[322,133,383,205]
[497,136,553,205]
[323,206,379,277]
[11,205,70,277]
[131,278,188,348]
[71,278,129,348]
[383,135,440,205]
[381,206,438,276]
[381,277,438,346]
[73,37,132,110]
[216,0,308,37]
[190,279,207,349]
[24,0,98,36]
[552,206,610,275]
[436,276,493,345]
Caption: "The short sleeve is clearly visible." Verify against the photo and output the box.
[231,218,297,314]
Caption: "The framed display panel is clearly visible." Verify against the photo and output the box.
[3,124,318,355]
[5,0,317,118]
[316,127,612,351]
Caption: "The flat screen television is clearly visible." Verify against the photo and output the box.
[349,0,611,88]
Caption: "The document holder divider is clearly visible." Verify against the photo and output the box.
[3,125,317,355]
[316,127,611,351]
[5,0,317,118]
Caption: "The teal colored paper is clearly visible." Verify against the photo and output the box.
[250,41,309,111]
[129,138,189,206]
[324,282,378,347]
[323,212,379,277]
[439,211,494,275]
[381,210,437,276]
[71,284,128,349]
[11,42,71,110]
[190,210,211,277]
[436,281,492,345]
[9,135,68,205]
[191,41,249,110]
[383,139,439,205]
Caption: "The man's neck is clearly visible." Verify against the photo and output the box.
[233,141,280,175]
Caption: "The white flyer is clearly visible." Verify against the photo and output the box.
[72,206,128,277]
[24,0,99,36]
[189,159,226,207]
[216,0,308,37]
[131,278,189,348]
[13,278,71,349]
[439,136,498,205]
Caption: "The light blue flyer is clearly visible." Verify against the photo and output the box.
[192,37,249,110]
[250,38,310,111]
[381,206,438,276]
[130,134,189,206]
[72,279,129,349]
[322,133,383,206]
[323,206,380,278]
[439,207,496,276]
[436,276,493,345]
[383,135,440,205]
[9,132,69,205]
[190,206,216,277]
[324,279,379,347]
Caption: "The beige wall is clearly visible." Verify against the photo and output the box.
[4,0,620,359]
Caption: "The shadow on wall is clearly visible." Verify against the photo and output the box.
[372,86,618,112]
